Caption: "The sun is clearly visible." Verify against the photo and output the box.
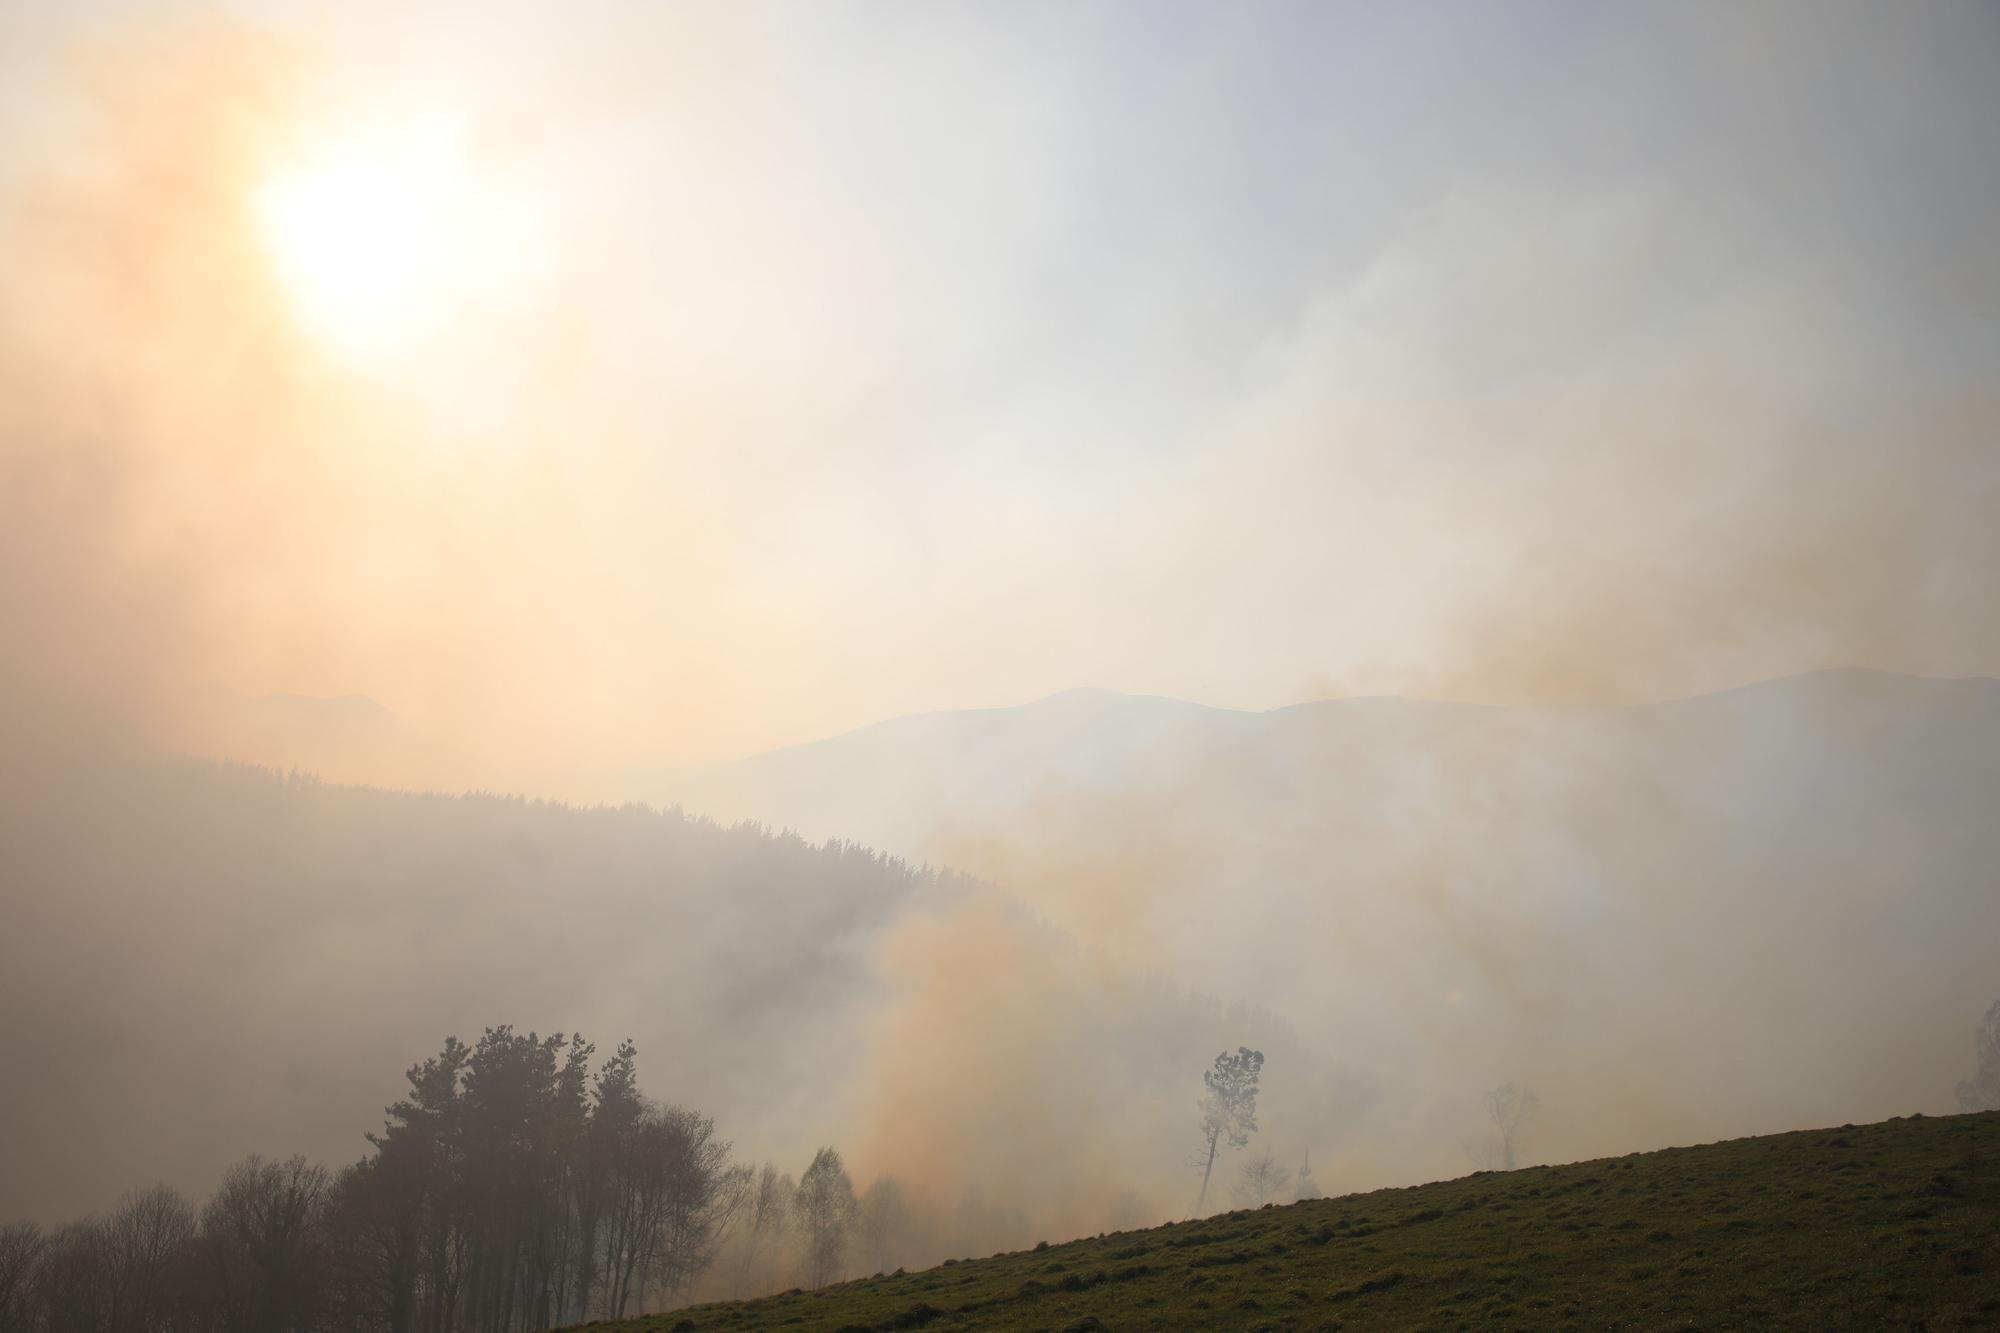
[255,121,522,364]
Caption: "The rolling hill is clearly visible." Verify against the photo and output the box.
[593,1109,2000,1331]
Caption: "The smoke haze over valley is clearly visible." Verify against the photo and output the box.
[9,671,1997,1231]
[2,1,1997,1327]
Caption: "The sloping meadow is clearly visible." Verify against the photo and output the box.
[599,1110,2000,1331]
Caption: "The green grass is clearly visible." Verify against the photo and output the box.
[598,1111,1999,1330]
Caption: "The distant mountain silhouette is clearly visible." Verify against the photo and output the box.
[645,668,2000,856]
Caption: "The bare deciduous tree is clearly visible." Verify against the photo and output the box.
[1485,1082,1539,1170]
[792,1148,857,1289]
[199,1155,333,1331]
[107,1183,197,1329]
[857,1176,914,1276]
[1193,1047,1264,1216]
[35,1219,116,1331]
[1293,1151,1323,1202]
[1230,1150,1294,1209]
[733,1163,792,1297]
[642,1106,749,1308]
[1956,998,2000,1112]
[0,1222,45,1331]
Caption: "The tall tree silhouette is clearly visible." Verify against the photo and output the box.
[1193,1047,1264,1216]
[793,1148,857,1289]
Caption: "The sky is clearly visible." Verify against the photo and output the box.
[1,0,1996,792]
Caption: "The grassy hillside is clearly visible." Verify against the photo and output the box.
[602,1111,1999,1331]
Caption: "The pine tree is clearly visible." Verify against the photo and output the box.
[1193,1047,1264,1216]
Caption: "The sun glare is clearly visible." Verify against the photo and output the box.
[255,122,528,365]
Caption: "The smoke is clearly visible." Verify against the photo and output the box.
[1,0,1997,1295]
[0,14,417,779]
[657,671,2000,1222]
[6,2,1996,788]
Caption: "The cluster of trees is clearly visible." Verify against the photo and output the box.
[23,998,1987,1330]
[330,1027,745,1327]
[0,1028,833,1332]
[1,1022,976,1332]
[724,1152,936,1298]
[8,1039,1322,1330]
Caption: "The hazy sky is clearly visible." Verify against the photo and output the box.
[2,0,1995,784]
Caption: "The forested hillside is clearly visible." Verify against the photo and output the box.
[0,758,955,1223]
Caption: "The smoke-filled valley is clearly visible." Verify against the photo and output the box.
[8,670,2000,1284]
[0,749,1356,1239]
[651,668,2000,1155]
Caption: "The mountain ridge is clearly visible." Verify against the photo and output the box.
[652,666,2000,785]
